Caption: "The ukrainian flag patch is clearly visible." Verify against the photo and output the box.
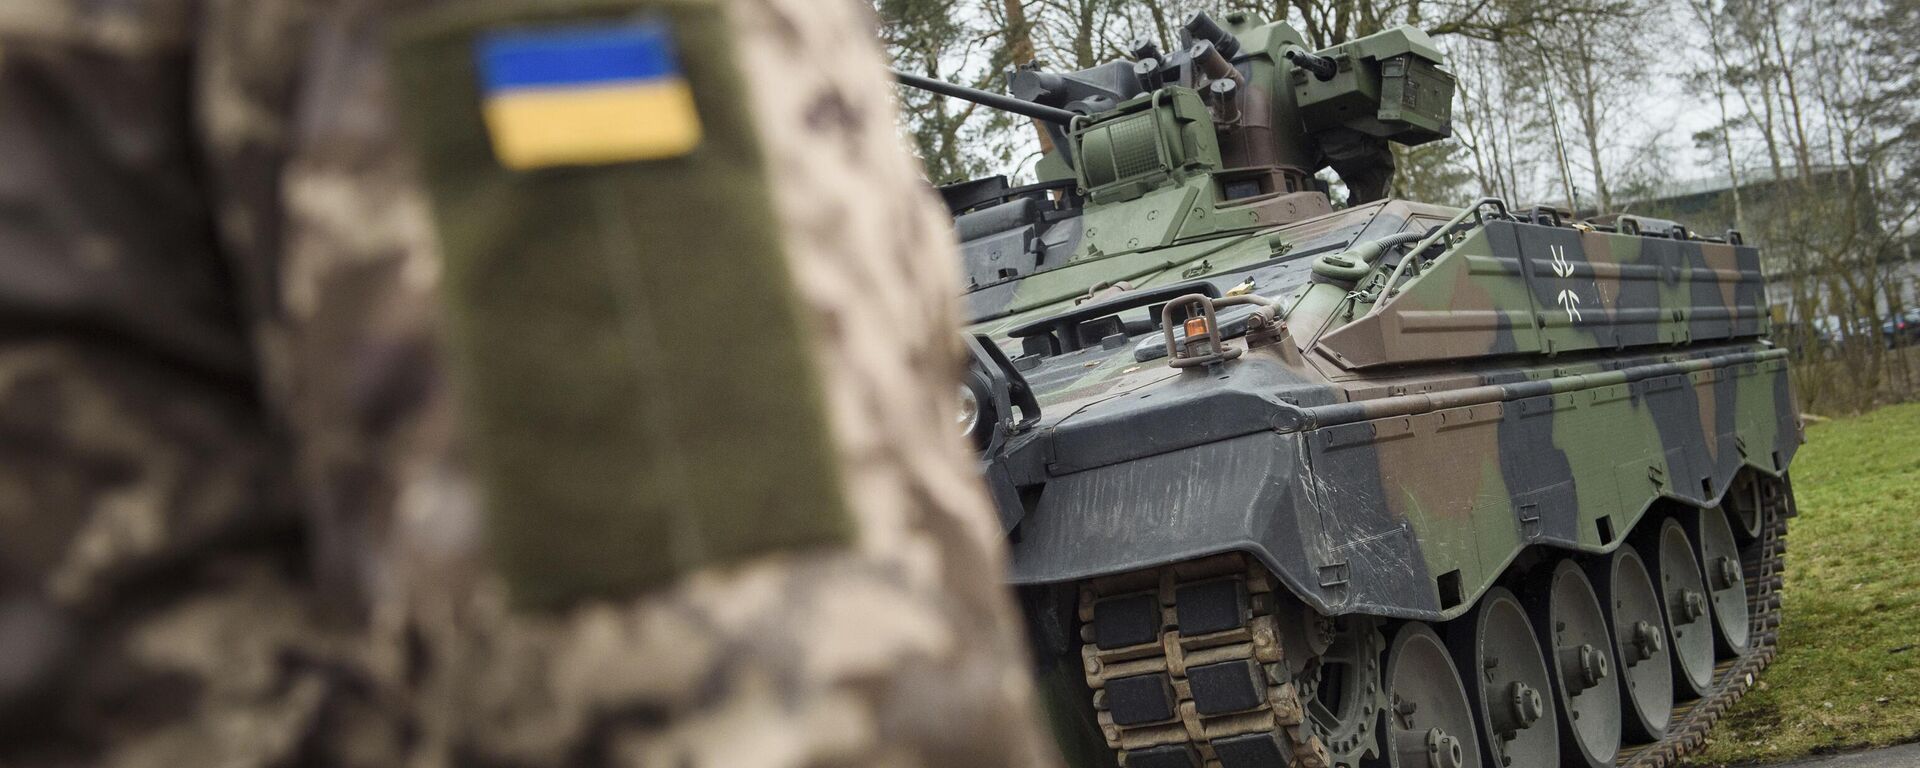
[476,21,702,170]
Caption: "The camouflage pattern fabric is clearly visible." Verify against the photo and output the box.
[0,0,437,763]
[389,0,1058,765]
[0,0,1057,765]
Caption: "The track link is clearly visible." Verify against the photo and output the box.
[1076,474,1793,768]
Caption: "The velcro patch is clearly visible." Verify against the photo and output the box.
[389,1,852,611]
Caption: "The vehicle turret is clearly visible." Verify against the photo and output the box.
[896,11,1457,209]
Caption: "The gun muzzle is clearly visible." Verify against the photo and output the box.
[1284,48,1338,81]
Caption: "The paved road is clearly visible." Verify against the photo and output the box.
[1756,743,1920,767]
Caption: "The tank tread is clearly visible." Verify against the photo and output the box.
[1074,474,1792,768]
[1616,483,1790,768]
[1077,553,1330,768]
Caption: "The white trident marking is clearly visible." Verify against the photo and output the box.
[1557,289,1584,323]
[1549,244,1583,323]
[1549,244,1576,278]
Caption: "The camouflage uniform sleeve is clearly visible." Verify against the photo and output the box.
[0,0,442,762]
[1,0,1062,762]
[379,0,1061,765]
[0,2,371,765]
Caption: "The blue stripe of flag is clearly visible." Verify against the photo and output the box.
[477,21,681,92]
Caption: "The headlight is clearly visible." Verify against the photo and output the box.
[957,383,981,438]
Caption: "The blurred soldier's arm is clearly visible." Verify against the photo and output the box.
[0,3,310,762]
[0,0,1063,765]
[385,0,1062,764]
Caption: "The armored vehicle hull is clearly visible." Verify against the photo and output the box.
[962,195,1795,768]
[913,11,1799,768]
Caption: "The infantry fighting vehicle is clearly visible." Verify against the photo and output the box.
[901,10,1799,768]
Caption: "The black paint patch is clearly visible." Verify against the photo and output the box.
[1644,368,1711,505]
[1732,244,1767,336]
[1682,240,1730,342]
[1613,239,1665,348]
[1482,221,1543,353]
[1495,393,1580,546]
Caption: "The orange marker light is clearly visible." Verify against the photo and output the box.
[1184,316,1211,338]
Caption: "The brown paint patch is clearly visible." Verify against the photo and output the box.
[1319,238,1509,366]
[1699,242,1742,315]
[1696,372,1719,463]
[1581,230,1624,316]
[1372,407,1505,576]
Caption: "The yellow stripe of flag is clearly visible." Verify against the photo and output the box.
[482,81,702,170]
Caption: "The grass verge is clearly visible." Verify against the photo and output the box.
[1687,401,1920,765]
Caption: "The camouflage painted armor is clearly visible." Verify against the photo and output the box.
[914,11,1800,768]
[0,0,1055,765]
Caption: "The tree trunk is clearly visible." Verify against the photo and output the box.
[1694,0,1748,234]
[1002,0,1055,153]
[1572,41,1612,213]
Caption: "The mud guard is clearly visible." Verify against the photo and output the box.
[1005,431,1436,618]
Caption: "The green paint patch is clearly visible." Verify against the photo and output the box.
[1687,402,1920,765]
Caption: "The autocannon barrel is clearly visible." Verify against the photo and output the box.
[889,69,1079,125]
[1284,47,1338,80]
